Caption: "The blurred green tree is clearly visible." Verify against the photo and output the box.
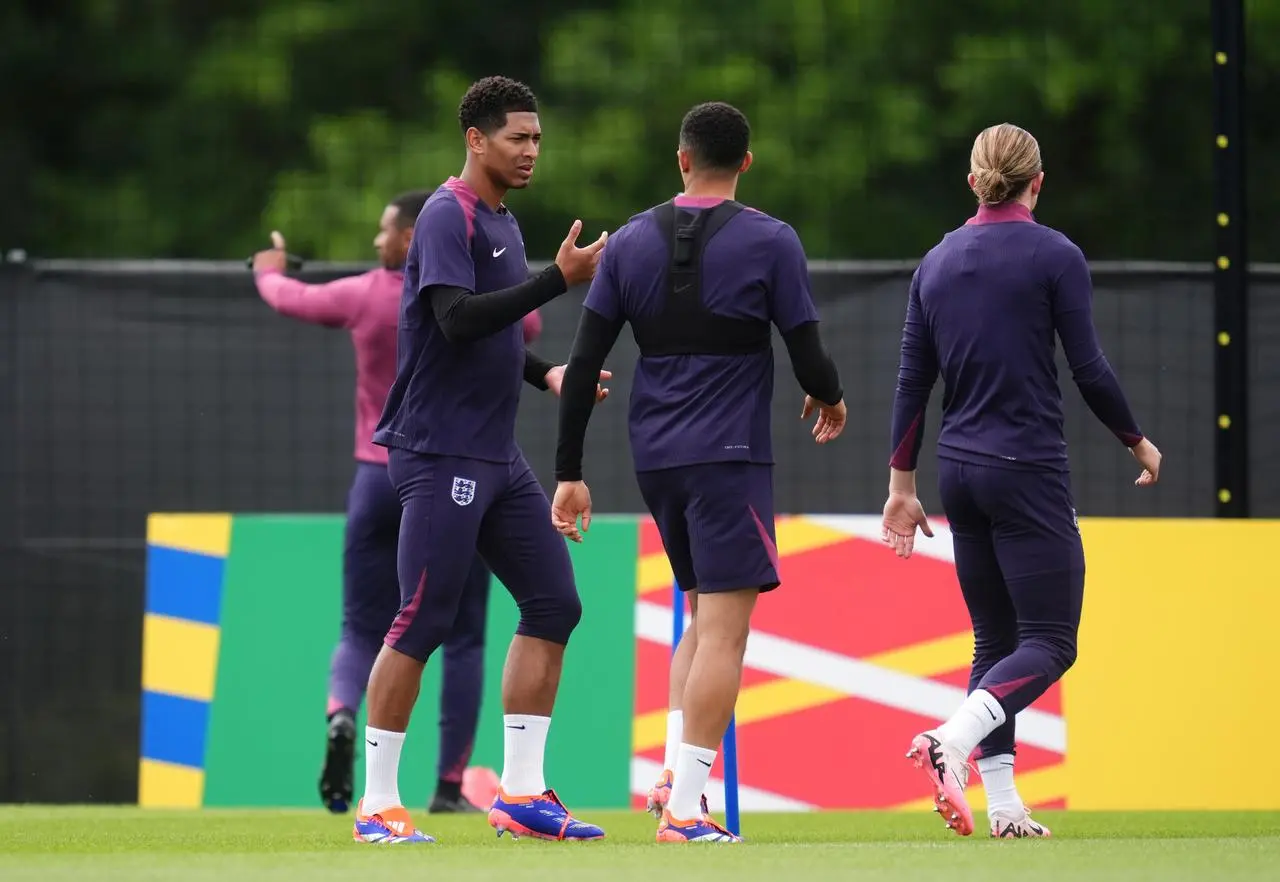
[2,0,1276,262]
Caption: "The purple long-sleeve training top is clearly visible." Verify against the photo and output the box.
[255,264,541,465]
[889,201,1142,474]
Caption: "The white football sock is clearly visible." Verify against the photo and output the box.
[977,754,1022,817]
[500,714,550,796]
[668,743,716,821]
[361,726,406,815]
[663,710,684,772]
[936,689,1006,759]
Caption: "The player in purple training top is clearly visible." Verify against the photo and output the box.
[551,102,847,844]
[353,76,611,846]
[881,124,1163,839]
[252,196,544,817]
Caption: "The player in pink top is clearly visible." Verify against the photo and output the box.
[252,191,543,816]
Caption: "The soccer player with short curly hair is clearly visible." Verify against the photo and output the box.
[352,75,609,846]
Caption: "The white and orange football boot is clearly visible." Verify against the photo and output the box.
[656,809,742,843]
[352,800,435,844]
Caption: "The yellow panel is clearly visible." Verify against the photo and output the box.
[637,552,675,595]
[147,513,232,558]
[774,517,860,556]
[138,758,204,808]
[868,632,973,678]
[1065,518,1280,809]
[142,614,220,702]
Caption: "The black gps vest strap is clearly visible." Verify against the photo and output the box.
[630,200,773,358]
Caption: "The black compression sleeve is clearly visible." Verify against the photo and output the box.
[426,265,567,343]
[781,321,842,405]
[555,307,625,482]
[523,349,556,390]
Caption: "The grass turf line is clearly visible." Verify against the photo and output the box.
[0,808,1277,882]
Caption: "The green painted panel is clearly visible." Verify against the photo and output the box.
[202,514,638,810]
[472,516,639,809]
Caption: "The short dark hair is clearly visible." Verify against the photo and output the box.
[458,76,539,135]
[389,190,431,228]
[679,102,751,173]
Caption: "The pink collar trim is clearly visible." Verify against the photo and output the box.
[966,202,1035,225]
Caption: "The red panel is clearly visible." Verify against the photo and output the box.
[733,696,947,808]
[934,667,973,689]
[633,640,672,714]
[752,539,972,657]
[629,518,1069,810]
[639,518,666,556]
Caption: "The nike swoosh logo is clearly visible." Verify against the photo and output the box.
[366,739,378,747]
[506,724,526,730]
[697,758,712,767]
[987,707,998,720]
[493,247,507,257]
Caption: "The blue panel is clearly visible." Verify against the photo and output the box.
[141,690,211,769]
[145,546,225,626]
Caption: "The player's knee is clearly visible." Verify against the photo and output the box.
[385,622,450,664]
[692,588,755,653]
[972,627,1018,662]
[1029,632,1077,677]
[1055,637,1078,674]
[515,589,582,645]
[696,615,750,655]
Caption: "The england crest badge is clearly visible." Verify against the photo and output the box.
[452,476,477,506]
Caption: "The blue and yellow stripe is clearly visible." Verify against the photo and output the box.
[139,513,232,808]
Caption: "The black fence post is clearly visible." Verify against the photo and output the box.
[1212,0,1249,517]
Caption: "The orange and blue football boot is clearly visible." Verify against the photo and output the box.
[656,808,742,843]
[487,787,605,841]
[352,800,435,844]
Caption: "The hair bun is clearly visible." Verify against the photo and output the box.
[973,167,1012,204]
[969,124,1042,205]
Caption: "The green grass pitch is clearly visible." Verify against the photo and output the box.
[2,807,1278,881]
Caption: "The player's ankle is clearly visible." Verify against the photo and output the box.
[500,714,550,797]
[668,743,716,820]
[976,753,1019,818]
[362,726,406,812]
[988,801,1027,821]
[937,691,1004,758]
[361,794,402,816]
